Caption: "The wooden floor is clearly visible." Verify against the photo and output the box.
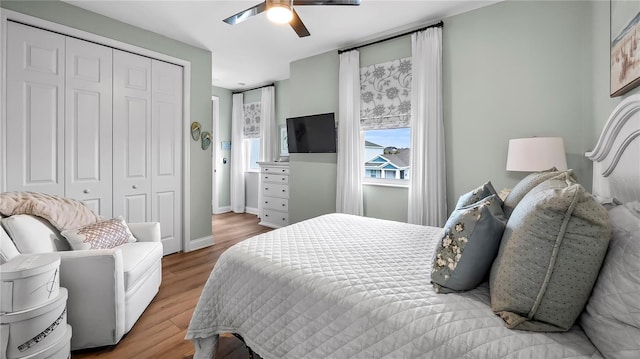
[73,212,272,359]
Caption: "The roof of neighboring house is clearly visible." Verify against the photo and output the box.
[365,148,410,169]
[365,141,384,148]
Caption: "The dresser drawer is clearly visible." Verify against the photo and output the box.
[263,183,288,198]
[262,166,289,175]
[262,174,288,184]
[263,196,288,211]
[262,209,289,226]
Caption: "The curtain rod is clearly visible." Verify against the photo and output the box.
[233,83,275,94]
[338,21,443,54]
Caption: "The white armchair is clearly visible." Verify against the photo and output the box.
[0,215,163,350]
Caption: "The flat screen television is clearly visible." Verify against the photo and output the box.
[286,112,336,153]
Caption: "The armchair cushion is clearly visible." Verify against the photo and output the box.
[61,217,136,250]
[1,214,71,253]
[120,242,163,290]
[0,225,19,264]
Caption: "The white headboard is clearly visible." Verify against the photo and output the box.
[586,94,640,203]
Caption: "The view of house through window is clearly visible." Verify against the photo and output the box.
[364,128,411,181]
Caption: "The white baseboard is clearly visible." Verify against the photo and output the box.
[214,206,231,214]
[245,207,259,215]
[187,235,214,252]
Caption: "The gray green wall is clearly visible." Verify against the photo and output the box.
[1,1,214,241]
[287,0,631,223]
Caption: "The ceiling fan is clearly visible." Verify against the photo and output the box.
[223,0,361,38]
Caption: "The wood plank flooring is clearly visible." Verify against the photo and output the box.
[72,212,272,359]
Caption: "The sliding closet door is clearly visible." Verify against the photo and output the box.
[113,50,152,223]
[64,38,113,217]
[151,60,183,255]
[5,22,65,195]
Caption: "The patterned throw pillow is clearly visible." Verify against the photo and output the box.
[431,194,506,293]
[490,172,611,332]
[455,181,501,209]
[61,217,136,250]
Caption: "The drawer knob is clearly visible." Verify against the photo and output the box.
[265,214,269,217]
[83,189,90,194]
[282,204,285,207]
[265,201,269,204]
[282,189,286,192]
[265,187,269,190]
[265,176,269,179]
[132,185,138,189]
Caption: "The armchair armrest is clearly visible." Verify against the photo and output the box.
[127,222,161,243]
[56,249,126,349]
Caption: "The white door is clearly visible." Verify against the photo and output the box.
[5,22,65,195]
[64,37,113,217]
[151,60,183,255]
[112,50,152,223]
[212,96,220,214]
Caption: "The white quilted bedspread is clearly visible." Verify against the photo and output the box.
[186,213,602,359]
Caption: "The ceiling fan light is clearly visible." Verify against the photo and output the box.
[266,5,293,24]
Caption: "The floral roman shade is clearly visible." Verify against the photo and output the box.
[243,102,261,138]
[360,57,412,130]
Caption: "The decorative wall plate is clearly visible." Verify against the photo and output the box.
[191,122,201,141]
[201,131,212,150]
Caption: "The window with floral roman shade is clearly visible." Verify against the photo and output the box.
[360,57,412,130]
[243,102,261,138]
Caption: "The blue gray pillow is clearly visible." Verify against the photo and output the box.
[455,181,501,209]
[431,194,506,293]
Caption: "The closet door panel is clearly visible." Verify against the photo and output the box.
[152,60,183,255]
[6,22,65,195]
[113,50,152,222]
[64,37,113,217]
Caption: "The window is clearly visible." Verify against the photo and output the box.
[363,128,411,184]
[360,57,412,186]
[247,138,260,171]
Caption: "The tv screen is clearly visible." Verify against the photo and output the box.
[287,113,336,153]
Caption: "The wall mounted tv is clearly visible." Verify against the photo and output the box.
[286,112,337,153]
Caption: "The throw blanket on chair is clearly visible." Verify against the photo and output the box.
[0,192,100,231]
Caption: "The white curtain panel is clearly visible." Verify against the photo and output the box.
[260,86,276,162]
[408,27,447,226]
[231,93,246,213]
[336,50,364,215]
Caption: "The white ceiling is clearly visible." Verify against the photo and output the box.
[64,0,499,90]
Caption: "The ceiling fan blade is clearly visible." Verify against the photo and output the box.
[293,0,360,5]
[223,2,267,25]
[290,8,310,38]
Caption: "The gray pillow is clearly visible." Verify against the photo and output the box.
[490,172,611,332]
[579,202,640,358]
[431,194,506,293]
[455,181,501,209]
[503,167,567,218]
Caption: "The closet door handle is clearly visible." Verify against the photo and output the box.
[83,189,90,194]
[132,185,138,189]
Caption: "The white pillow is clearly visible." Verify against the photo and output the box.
[1,215,70,253]
[61,216,136,250]
[579,203,640,358]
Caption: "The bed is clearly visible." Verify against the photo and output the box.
[186,95,640,359]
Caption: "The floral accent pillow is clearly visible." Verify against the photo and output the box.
[455,181,501,209]
[431,194,506,293]
[61,217,136,250]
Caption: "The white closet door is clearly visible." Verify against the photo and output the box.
[5,22,65,195]
[152,60,183,255]
[64,38,113,217]
[113,50,152,223]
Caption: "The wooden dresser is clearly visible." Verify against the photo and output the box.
[257,162,289,228]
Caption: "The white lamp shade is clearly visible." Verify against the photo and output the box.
[506,137,568,172]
